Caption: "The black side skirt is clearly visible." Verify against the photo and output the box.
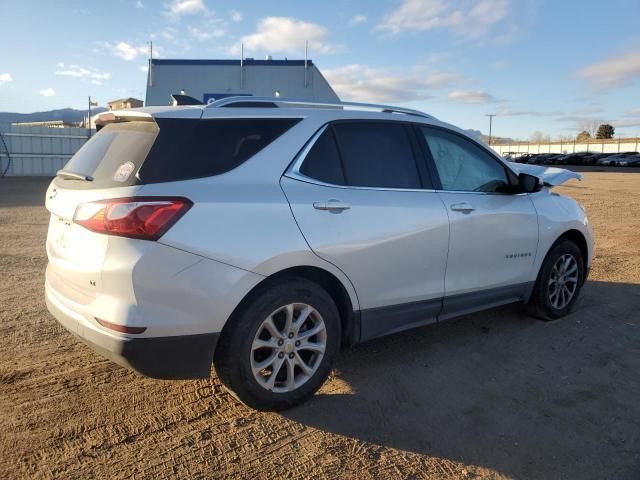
[357,282,533,343]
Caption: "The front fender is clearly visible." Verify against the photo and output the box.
[529,189,594,278]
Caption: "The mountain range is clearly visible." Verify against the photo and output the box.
[0,108,107,126]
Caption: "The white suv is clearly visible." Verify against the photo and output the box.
[45,97,593,410]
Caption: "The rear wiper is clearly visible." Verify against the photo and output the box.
[56,170,94,182]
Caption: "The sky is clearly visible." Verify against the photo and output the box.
[1,0,639,139]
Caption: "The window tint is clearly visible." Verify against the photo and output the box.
[139,118,300,184]
[421,127,509,192]
[299,128,345,185]
[58,118,299,189]
[332,122,420,189]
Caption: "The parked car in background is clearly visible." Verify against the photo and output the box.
[616,154,640,167]
[598,152,639,166]
[528,153,553,164]
[582,153,611,165]
[554,151,591,165]
[44,97,593,410]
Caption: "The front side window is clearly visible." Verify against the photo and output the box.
[421,127,509,193]
[332,122,421,189]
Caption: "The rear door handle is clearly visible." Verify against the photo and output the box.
[450,202,475,213]
[313,199,351,212]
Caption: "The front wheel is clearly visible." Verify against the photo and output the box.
[214,278,340,411]
[527,240,585,321]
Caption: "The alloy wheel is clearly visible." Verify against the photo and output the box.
[250,303,327,393]
[548,253,579,309]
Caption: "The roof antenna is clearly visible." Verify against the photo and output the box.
[304,40,308,88]
[148,40,153,87]
[240,42,244,89]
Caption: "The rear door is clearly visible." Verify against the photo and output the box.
[281,120,450,340]
[417,125,539,318]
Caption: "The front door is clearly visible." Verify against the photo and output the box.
[418,126,539,318]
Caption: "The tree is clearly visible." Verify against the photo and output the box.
[576,130,591,142]
[578,119,603,137]
[530,131,550,143]
[596,124,615,139]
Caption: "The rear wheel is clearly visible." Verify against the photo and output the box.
[527,240,585,321]
[214,278,340,411]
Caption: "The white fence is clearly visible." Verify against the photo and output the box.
[491,138,640,156]
[0,125,92,177]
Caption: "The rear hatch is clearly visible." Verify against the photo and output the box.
[46,109,301,303]
[45,117,160,303]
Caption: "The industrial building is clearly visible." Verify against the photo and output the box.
[108,98,143,110]
[145,58,339,106]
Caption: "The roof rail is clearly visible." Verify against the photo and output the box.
[205,96,433,119]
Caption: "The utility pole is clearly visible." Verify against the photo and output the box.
[88,96,98,138]
[485,113,496,145]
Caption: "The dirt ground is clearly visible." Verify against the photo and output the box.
[0,172,639,479]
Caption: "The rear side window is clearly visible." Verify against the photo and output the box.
[141,118,300,184]
[58,117,299,189]
[299,128,345,185]
[332,122,420,189]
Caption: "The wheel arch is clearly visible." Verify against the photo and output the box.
[222,265,359,349]
[553,229,589,273]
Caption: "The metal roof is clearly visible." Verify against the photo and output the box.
[150,59,314,67]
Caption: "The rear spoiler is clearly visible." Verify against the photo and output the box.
[95,110,154,130]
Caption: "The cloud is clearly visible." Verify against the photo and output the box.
[422,71,462,87]
[612,118,640,128]
[55,64,111,81]
[349,14,367,25]
[322,64,442,103]
[378,0,510,39]
[104,41,148,61]
[626,107,640,116]
[231,17,336,55]
[0,73,12,86]
[166,0,207,16]
[578,51,640,89]
[554,115,607,132]
[40,88,55,97]
[135,1,143,8]
[229,10,242,22]
[188,24,225,40]
[448,90,497,103]
[495,108,561,117]
[140,65,149,72]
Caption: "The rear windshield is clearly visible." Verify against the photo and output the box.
[57,117,300,189]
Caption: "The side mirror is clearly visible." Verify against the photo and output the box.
[518,172,542,193]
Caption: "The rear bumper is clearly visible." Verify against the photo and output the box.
[46,279,219,379]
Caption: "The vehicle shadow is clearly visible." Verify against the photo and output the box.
[283,281,640,479]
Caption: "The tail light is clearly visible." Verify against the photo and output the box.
[96,318,147,334]
[73,196,192,240]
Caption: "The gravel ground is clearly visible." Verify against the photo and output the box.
[0,173,639,479]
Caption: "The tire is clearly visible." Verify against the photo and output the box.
[214,277,340,411]
[527,240,585,321]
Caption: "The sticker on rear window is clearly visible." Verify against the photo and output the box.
[113,161,135,182]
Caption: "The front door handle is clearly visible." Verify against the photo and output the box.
[450,202,475,213]
[313,199,351,212]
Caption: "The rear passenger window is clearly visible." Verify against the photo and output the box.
[299,128,345,185]
[59,117,300,189]
[332,122,420,189]
[139,118,300,184]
